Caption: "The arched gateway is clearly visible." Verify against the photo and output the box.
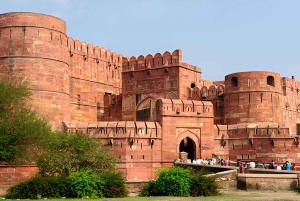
[179,137,196,161]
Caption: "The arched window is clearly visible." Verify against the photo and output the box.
[231,77,238,87]
[267,76,275,87]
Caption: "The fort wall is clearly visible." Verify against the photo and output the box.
[0,12,124,128]
[66,37,122,122]
[156,99,214,166]
[2,12,300,185]
[0,12,70,129]
[64,121,162,180]
[122,50,202,121]
[214,123,300,164]
[223,71,282,125]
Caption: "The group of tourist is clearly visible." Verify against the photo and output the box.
[238,160,297,173]
[238,160,256,173]
[266,160,297,171]
[192,157,231,166]
[191,158,298,173]
[192,157,218,165]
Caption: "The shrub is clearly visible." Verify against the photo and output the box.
[37,131,118,176]
[141,165,192,196]
[139,180,157,197]
[69,169,104,198]
[6,176,71,199]
[190,168,219,197]
[99,170,128,198]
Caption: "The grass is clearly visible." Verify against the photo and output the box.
[1,190,299,201]
[0,193,275,201]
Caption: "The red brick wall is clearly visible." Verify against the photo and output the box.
[223,72,282,125]
[156,99,215,166]
[121,50,202,121]
[64,121,162,180]
[67,38,122,122]
[0,165,38,186]
[0,12,70,129]
[0,12,123,128]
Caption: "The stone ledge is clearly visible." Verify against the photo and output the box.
[238,173,298,178]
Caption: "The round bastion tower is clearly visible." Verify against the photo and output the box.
[223,71,282,125]
[0,12,70,129]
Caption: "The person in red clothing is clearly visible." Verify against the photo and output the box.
[292,163,297,171]
[239,162,243,173]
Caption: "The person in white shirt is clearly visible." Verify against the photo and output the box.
[277,164,282,170]
[249,160,255,168]
[211,158,216,165]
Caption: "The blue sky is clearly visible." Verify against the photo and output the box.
[2,0,300,81]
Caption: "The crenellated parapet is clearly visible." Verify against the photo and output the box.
[281,76,300,96]
[189,84,225,100]
[213,122,299,163]
[67,37,123,67]
[66,37,124,123]
[63,121,162,141]
[122,49,183,72]
[156,99,213,118]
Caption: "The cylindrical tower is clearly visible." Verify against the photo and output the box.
[0,12,70,129]
[223,71,282,124]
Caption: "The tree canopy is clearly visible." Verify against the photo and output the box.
[0,76,118,174]
[36,131,118,176]
[0,77,52,163]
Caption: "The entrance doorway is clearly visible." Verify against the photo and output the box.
[179,137,195,161]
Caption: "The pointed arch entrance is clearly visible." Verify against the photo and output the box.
[179,137,196,161]
[135,96,157,121]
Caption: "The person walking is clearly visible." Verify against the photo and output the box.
[277,164,282,170]
[286,161,291,171]
[243,163,248,173]
[292,163,297,171]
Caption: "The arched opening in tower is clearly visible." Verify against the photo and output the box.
[136,98,157,121]
[179,137,196,161]
[267,76,275,87]
[231,77,238,87]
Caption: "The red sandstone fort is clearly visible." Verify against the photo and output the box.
[1,12,300,180]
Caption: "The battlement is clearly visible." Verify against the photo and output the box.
[214,123,292,138]
[63,121,162,139]
[67,37,123,66]
[181,62,202,73]
[188,83,225,100]
[122,49,184,71]
[156,99,213,117]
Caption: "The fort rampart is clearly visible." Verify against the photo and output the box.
[1,11,300,187]
[0,12,123,128]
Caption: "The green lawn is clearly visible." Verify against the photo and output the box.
[33,195,247,201]
[2,190,299,201]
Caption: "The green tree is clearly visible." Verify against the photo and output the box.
[36,131,118,176]
[0,77,51,163]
